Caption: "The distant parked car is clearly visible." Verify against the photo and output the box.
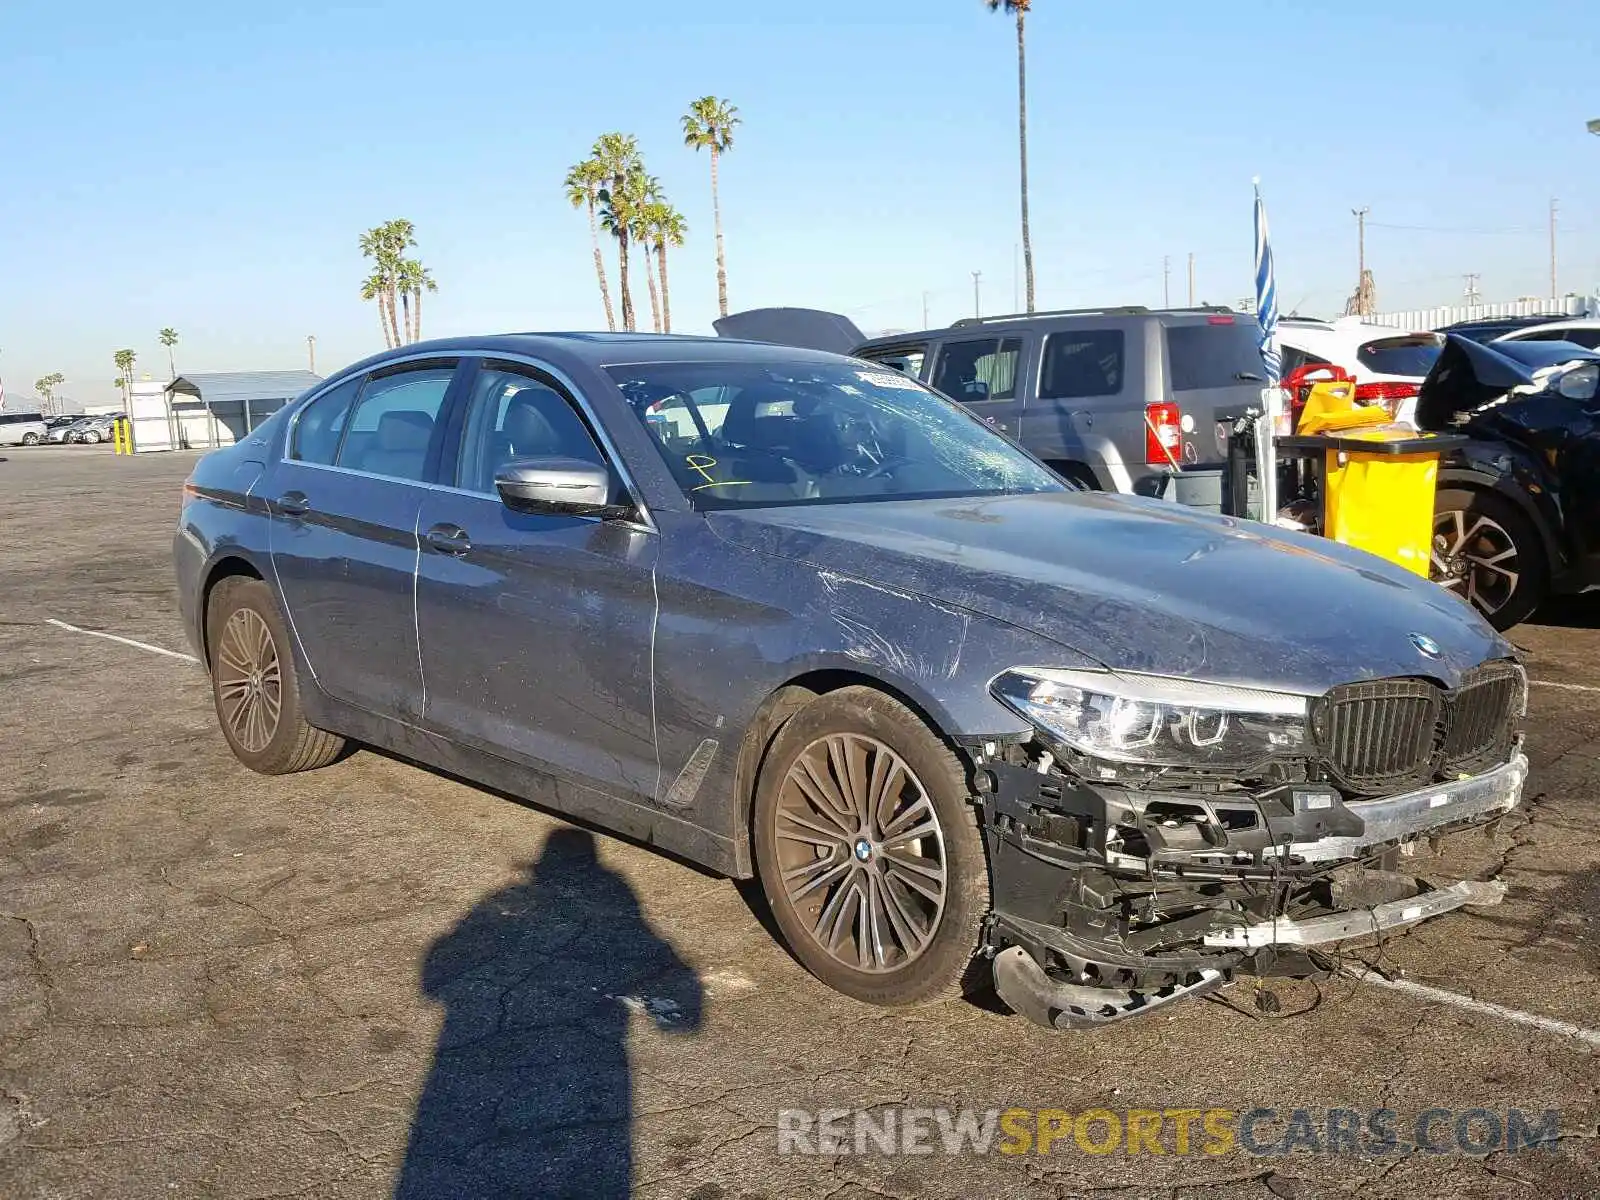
[1438,314,1574,344]
[46,415,81,428]
[48,418,89,443]
[1491,318,1600,352]
[718,305,1273,511]
[0,412,48,446]
[1276,316,1443,425]
[1419,335,1600,628]
[67,415,118,444]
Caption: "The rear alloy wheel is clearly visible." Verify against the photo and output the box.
[83,430,102,444]
[1432,487,1546,631]
[206,577,344,774]
[753,687,988,1007]
[21,432,39,446]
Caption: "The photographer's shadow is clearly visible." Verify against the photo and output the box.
[397,827,703,1200]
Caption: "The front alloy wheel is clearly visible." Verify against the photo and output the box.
[773,732,948,974]
[1431,488,1545,630]
[753,686,989,1007]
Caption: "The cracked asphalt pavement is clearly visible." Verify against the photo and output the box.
[2,448,1597,1199]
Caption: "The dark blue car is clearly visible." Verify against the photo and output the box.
[174,333,1527,1028]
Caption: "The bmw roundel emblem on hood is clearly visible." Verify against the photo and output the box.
[1409,633,1443,660]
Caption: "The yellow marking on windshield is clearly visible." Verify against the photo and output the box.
[684,454,753,491]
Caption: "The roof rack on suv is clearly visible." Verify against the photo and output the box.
[951,304,1235,327]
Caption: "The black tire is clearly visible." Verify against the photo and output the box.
[1047,460,1100,491]
[205,576,344,774]
[752,686,989,1007]
[1433,487,1547,631]
[21,432,39,446]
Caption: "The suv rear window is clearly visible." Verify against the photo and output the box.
[1165,321,1264,391]
[1356,335,1442,378]
[1039,330,1124,400]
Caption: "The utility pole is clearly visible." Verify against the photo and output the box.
[307,335,317,374]
[1163,256,1171,308]
[1187,252,1195,306]
[1463,273,1482,307]
[1549,197,1559,303]
[921,291,930,329]
[972,271,982,319]
[1351,207,1371,315]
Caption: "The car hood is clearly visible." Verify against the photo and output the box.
[709,492,1509,693]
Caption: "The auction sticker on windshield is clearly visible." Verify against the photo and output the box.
[857,370,921,390]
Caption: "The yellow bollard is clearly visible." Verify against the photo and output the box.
[113,417,130,455]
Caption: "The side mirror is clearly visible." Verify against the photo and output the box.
[494,457,632,519]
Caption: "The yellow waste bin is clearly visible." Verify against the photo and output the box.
[1276,431,1467,577]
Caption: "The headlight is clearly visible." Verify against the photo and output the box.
[1555,362,1598,402]
[990,667,1309,769]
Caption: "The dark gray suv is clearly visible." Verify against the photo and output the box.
[718,306,1271,510]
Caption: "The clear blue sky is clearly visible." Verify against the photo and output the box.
[1,0,1596,405]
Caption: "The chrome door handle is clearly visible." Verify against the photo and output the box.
[425,524,471,557]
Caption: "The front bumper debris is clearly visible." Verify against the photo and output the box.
[1266,755,1526,863]
[1200,879,1507,949]
[972,738,1529,1031]
[991,945,1226,1030]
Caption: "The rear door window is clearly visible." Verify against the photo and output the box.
[1039,330,1124,399]
[931,338,1022,402]
[1356,336,1443,378]
[336,363,458,482]
[1165,321,1263,390]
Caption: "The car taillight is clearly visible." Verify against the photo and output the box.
[1145,402,1183,466]
[1354,381,1419,403]
[1354,380,1420,416]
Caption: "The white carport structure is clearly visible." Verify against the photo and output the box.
[129,371,322,452]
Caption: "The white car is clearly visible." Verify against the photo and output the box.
[1492,318,1600,352]
[1277,316,1443,426]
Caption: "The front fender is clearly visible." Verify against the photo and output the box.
[1438,441,1565,576]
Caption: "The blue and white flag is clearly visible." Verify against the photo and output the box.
[1253,180,1280,385]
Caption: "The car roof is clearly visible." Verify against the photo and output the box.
[323,332,860,384]
[852,306,1246,351]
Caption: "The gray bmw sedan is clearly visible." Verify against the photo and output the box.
[174,334,1526,1028]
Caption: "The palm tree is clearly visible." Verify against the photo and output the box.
[397,259,438,343]
[594,134,644,331]
[643,202,688,333]
[159,328,179,379]
[987,1,1036,312]
[409,261,437,342]
[630,174,667,333]
[360,219,417,347]
[681,97,740,317]
[360,272,394,349]
[35,372,65,415]
[565,158,617,331]
[113,349,136,406]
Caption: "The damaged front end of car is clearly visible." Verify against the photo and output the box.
[967,661,1528,1030]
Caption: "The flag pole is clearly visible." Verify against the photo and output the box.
[1253,177,1281,525]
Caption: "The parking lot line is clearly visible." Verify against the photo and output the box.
[44,617,200,664]
[1528,679,1600,694]
[1343,967,1600,1049]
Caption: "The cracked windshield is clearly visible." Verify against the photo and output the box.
[608,359,1064,508]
